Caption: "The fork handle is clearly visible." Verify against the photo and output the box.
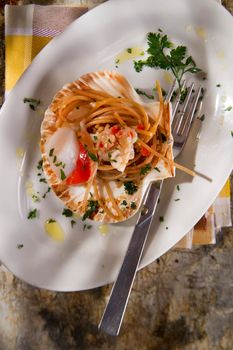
[98,181,163,336]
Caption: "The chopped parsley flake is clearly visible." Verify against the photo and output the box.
[176,185,180,191]
[37,159,43,170]
[48,218,56,223]
[42,187,51,199]
[23,97,40,111]
[224,106,233,112]
[82,200,100,221]
[71,220,76,228]
[83,223,92,231]
[53,155,57,163]
[130,202,137,209]
[27,209,37,219]
[39,178,47,183]
[135,88,154,100]
[216,83,221,87]
[32,194,40,202]
[121,200,127,206]
[127,48,132,53]
[159,216,164,222]
[62,208,73,217]
[174,198,180,201]
[140,164,152,175]
[87,151,98,162]
[60,169,66,181]
[49,148,54,157]
[231,131,233,137]
[17,244,24,249]
[124,181,138,195]
[198,114,205,122]
[93,135,98,141]
[154,167,161,172]
[55,161,62,167]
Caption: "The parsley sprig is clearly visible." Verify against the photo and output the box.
[134,31,202,90]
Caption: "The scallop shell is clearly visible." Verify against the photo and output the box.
[40,70,174,223]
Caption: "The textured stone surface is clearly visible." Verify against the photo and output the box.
[0,1,233,349]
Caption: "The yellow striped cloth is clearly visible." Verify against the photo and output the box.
[5,4,232,248]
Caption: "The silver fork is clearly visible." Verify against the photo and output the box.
[98,80,203,336]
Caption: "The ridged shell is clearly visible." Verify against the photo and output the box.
[40,70,174,223]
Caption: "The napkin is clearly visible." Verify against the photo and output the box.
[4,3,232,249]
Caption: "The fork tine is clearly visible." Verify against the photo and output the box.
[165,79,176,102]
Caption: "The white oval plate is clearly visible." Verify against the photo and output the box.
[0,0,232,291]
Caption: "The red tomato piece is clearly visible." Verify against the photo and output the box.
[137,124,145,130]
[141,146,151,157]
[66,142,91,185]
[111,125,120,134]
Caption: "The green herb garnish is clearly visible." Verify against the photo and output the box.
[17,244,24,249]
[216,83,221,87]
[130,202,137,209]
[49,148,54,157]
[180,87,188,103]
[174,198,180,202]
[198,114,205,122]
[42,187,51,199]
[83,223,92,231]
[37,159,43,170]
[135,88,154,100]
[124,181,138,195]
[93,135,98,141]
[231,131,233,137]
[23,97,40,111]
[48,218,56,223]
[32,194,40,202]
[121,200,127,206]
[140,164,152,175]
[82,200,100,221]
[154,167,161,172]
[55,161,62,167]
[177,185,180,191]
[127,48,132,53]
[62,208,73,217]
[224,106,233,112]
[71,220,76,228]
[134,31,202,90]
[27,209,37,219]
[159,216,164,222]
[60,169,66,181]
[88,151,98,162]
[39,178,47,183]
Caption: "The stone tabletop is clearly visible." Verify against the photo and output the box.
[0,1,233,349]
